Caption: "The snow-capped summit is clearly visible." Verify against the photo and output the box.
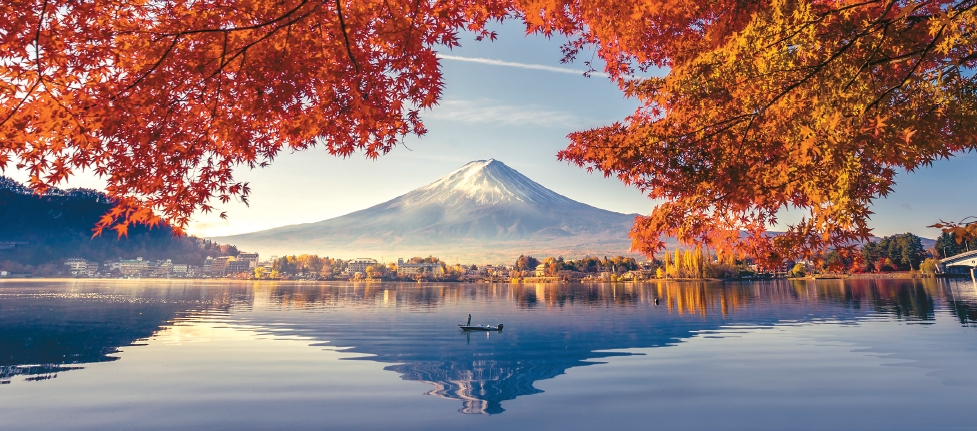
[400,159,576,207]
[218,159,642,261]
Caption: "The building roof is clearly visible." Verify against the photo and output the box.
[941,250,977,267]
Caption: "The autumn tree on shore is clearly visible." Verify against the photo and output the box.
[663,247,704,279]
[272,254,340,277]
[4,0,977,266]
[407,256,442,265]
[514,254,540,272]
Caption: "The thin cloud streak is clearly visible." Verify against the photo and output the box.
[427,100,585,128]
[438,54,609,78]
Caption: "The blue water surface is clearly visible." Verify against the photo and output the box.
[1,279,975,430]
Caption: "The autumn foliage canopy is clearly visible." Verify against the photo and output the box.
[2,0,976,266]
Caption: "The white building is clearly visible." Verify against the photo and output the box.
[535,264,546,277]
[150,259,172,277]
[119,257,149,277]
[396,258,444,277]
[940,250,977,276]
[237,252,259,269]
[348,258,379,274]
[64,258,97,277]
[172,264,190,277]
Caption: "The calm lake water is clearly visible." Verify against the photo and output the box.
[1,279,976,430]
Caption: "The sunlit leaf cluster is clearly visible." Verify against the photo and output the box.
[555,0,977,267]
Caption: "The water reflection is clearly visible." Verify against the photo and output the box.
[246,279,977,413]
[1,279,976,414]
[0,281,249,382]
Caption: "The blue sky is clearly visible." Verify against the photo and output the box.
[188,22,654,237]
[8,22,975,240]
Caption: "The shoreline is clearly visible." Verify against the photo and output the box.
[0,273,963,284]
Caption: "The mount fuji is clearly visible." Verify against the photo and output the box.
[215,159,647,261]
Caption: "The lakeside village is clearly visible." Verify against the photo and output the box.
[23,232,977,282]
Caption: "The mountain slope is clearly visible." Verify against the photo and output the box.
[217,160,644,261]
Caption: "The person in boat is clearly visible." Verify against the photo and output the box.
[467,314,471,326]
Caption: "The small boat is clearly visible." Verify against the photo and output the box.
[458,323,503,331]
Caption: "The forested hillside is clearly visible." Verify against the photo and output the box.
[0,177,235,274]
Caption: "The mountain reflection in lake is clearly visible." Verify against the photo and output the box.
[1,279,976,430]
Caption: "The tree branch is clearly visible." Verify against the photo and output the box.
[0,0,48,129]
[335,0,360,73]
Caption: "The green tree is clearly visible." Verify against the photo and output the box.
[820,249,856,273]
[862,234,926,271]
[934,232,977,258]
[884,234,925,270]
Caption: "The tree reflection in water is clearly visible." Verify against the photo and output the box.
[1,279,975,414]
[241,279,977,414]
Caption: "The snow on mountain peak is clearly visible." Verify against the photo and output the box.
[404,159,574,206]
[218,158,640,258]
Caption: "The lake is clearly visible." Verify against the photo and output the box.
[1,279,976,430]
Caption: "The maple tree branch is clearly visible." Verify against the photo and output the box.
[762,0,894,53]
[0,80,40,130]
[736,108,763,149]
[33,0,48,80]
[862,45,929,68]
[761,31,864,113]
[842,20,892,90]
[657,113,757,143]
[957,51,977,64]
[860,3,977,70]
[757,0,861,52]
[864,25,945,113]
[695,114,759,143]
[199,4,322,84]
[113,35,182,99]
[763,0,925,106]
[212,31,229,119]
[153,0,312,38]
[402,0,422,59]
[335,0,360,73]
[0,0,48,129]
[117,0,314,99]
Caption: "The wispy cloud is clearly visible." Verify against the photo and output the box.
[427,100,584,128]
[438,54,609,78]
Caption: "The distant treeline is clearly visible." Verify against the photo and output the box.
[515,255,640,273]
[267,255,346,278]
[516,250,755,280]
[822,232,952,274]
[0,177,238,275]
